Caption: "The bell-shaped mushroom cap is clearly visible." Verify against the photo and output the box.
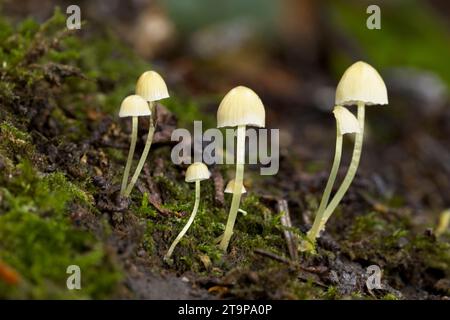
[136,71,170,102]
[333,106,361,135]
[224,179,246,194]
[185,162,211,183]
[119,95,151,117]
[217,86,265,128]
[335,61,388,106]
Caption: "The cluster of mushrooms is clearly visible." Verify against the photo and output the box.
[118,60,388,259]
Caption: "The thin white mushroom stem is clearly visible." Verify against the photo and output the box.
[219,125,246,251]
[307,122,343,240]
[310,102,365,240]
[120,116,138,195]
[124,102,156,197]
[165,180,201,260]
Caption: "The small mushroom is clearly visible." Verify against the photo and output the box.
[225,179,247,216]
[435,209,450,237]
[216,86,265,251]
[135,70,170,102]
[119,95,151,195]
[124,71,170,197]
[307,61,388,246]
[164,162,210,260]
[306,106,360,245]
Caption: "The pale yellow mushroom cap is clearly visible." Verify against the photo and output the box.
[217,86,265,128]
[119,95,151,117]
[224,179,246,194]
[185,162,211,183]
[335,61,388,106]
[333,106,361,135]
[135,71,170,102]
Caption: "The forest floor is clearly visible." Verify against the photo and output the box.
[0,10,449,300]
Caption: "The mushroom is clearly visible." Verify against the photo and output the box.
[217,86,265,251]
[224,178,247,194]
[435,209,450,237]
[305,106,360,245]
[225,179,247,215]
[164,162,210,260]
[307,61,388,245]
[119,95,151,195]
[123,71,170,197]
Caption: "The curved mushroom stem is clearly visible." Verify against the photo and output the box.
[219,125,246,251]
[306,122,343,242]
[120,116,138,195]
[124,102,156,197]
[165,180,201,260]
[308,102,365,244]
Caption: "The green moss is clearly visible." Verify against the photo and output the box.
[0,7,235,299]
[408,234,450,275]
[56,33,150,117]
[382,293,399,300]
[322,286,340,300]
[153,181,224,271]
[0,161,121,299]
[141,164,291,275]
[0,122,35,162]
[43,171,94,207]
[340,210,450,294]
[105,147,126,164]
[155,175,190,204]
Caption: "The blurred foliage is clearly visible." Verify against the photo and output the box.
[328,0,450,86]
[163,0,278,36]
[164,96,215,129]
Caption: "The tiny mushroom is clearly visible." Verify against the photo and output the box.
[217,86,265,251]
[305,106,360,246]
[224,179,247,194]
[124,71,170,197]
[119,95,151,195]
[305,61,387,248]
[164,162,210,260]
[435,209,450,237]
[225,179,248,215]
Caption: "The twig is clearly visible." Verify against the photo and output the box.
[297,272,327,288]
[277,199,298,261]
[254,248,291,264]
[147,195,174,216]
[136,183,173,216]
